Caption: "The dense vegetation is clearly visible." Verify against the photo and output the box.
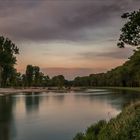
[0,36,19,87]
[1,40,140,88]
[73,102,140,140]
[73,47,140,87]
[73,10,140,87]
[0,10,140,88]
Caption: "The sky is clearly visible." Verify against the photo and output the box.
[0,0,140,79]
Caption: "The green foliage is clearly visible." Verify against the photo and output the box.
[25,65,34,87]
[72,47,140,87]
[34,66,40,86]
[74,76,90,87]
[1,10,140,88]
[118,10,140,47]
[51,75,66,88]
[73,102,140,140]
[24,65,46,87]
[0,36,19,87]
[73,133,85,140]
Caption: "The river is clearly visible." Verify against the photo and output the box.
[0,89,140,140]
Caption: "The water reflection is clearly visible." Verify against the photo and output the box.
[107,89,140,109]
[0,89,140,140]
[48,93,65,104]
[0,96,15,140]
[25,93,41,113]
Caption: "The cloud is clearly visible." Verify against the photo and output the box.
[79,47,134,60]
[0,0,139,42]
[2,0,139,78]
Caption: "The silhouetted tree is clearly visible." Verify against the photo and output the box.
[33,66,40,86]
[25,65,34,87]
[51,75,66,88]
[0,36,19,87]
[118,10,140,48]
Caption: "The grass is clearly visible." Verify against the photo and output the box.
[73,102,140,140]
[91,87,140,92]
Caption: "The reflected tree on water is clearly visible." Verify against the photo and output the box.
[25,93,40,114]
[0,96,16,140]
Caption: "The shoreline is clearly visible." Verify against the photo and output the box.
[73,102,140,140]
[0,87,140,95]
[0,87,86,95]
[101,87,140,92]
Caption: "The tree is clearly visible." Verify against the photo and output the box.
[38,72,44,87]
[25,65,34,87]
[23,65,50,87]
[51,75,66,88]
[0,36,19,87]
[22,74,27,87]
[41,75,50,87]
[1,66,18,87]
[118,10,140,48]
[33,66,40,86]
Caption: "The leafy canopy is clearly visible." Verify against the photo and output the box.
[0,36,19,67]
[0,36,19,87]
[118,10,140,48]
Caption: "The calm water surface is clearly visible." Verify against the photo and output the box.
[0,89,140,140]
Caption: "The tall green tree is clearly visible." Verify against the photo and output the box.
[118,10,140,48]
[25,65,34,87]
[51,75,66,88]
[34,66,40,86]
[0,36,19,87]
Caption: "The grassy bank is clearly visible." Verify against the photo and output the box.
[102,87,140,92]
[89,86,140,92]
[73,102,140,140]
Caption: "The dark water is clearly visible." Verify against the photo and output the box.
[0,89,140,140]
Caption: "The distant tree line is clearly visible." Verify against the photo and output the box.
[21,65,71,88]
[73,47,140,87]
[1,46,140,88]
[73,10,140,87]
[0,36,70,88]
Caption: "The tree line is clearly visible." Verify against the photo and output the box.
[73,47,140,87]
[1,42,140,88]
[0,36,70,88]
[0,10,140,88]
[73,10,140,87]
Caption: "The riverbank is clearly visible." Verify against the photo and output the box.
[102,87,140,92]
[0,86,139,96]
[0,87,140,95]
[0,88,49,95]
[73,101,140,140]
[0,87,86,95]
